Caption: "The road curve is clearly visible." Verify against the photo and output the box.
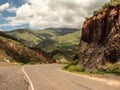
[23,64,120,90]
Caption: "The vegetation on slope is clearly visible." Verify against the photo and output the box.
[0,31,52,64]
[5,28,81,61]
[93,0,120,15]
[6,28,42,47]
[64,62,120,75]
[103,0,120,9]
[5,28,80,48]
[36,31,81,61]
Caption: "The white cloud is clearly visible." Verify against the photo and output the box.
[0,3,10,11]
[16,3,34,18]
[7,0,110,29]
[0,29,3,31]
[0,23,20,27]
[7,6,18,12]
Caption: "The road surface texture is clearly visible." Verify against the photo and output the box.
[0,66,28,90]
[24,64,120,90]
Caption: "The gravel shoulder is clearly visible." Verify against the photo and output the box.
[93,74,120,82]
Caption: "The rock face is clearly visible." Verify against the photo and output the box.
[78,5,120,71]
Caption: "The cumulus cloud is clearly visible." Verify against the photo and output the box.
[0,3,10,11]
[7,7,18,12]
[7,0,110,29]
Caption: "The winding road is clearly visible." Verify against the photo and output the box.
[0,64,120,90]
[23,64,120,90]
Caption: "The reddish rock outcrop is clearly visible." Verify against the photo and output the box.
[78,5,120,71]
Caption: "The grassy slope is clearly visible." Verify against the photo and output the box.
[6,29,42,47]
[51,31,81,44]
[5,28,81,61]
[38,31,81,60]
[0,32,52,64]
[5,28,79,47]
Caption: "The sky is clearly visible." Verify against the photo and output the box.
[0,0,110,31]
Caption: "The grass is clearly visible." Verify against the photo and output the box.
[63,63,120,76]
[10,62,22,66]
[98,63,120,76]
[63,64,84,72]
[51,31,81,45]
[93,0,120,16]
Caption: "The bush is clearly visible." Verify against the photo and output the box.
[106,64,120,75]
[64,64,84,72]
[98,63,120,75]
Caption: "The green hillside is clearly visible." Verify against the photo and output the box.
[34,30,81,61]
[0,31,52,64]
[48,31,81,60]
[5,28,81,61]
[5,28,79,47]
[6,28,42,47]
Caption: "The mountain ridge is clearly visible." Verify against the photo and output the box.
[0,31,53,64]
[5,28,81,61]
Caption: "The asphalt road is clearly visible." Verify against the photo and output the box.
[0,66,28,90]
[23,64,120,90]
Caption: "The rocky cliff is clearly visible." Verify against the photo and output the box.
[78,5,120,71]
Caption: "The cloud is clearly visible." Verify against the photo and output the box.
[7,6,18,12]
[16,3,34,18]
[0,29,3,31]
[7,0,110,29]
[0,3,10,11]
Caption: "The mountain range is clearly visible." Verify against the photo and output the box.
[5,28,81,61]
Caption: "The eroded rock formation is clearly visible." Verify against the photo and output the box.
[78,5,120,71]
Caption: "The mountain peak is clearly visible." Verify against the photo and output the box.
[11,28,31,33]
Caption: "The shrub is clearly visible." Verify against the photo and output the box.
[106,64,120,75]
[98,63,120,75]
[64,64,84,72]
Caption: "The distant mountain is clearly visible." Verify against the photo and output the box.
[5,28,80,47]
[36,31,81,60]
[5,28,81,61]
[0,31,53,64]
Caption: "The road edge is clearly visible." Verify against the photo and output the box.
[60,69,120,86]
[21,67,34,90]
